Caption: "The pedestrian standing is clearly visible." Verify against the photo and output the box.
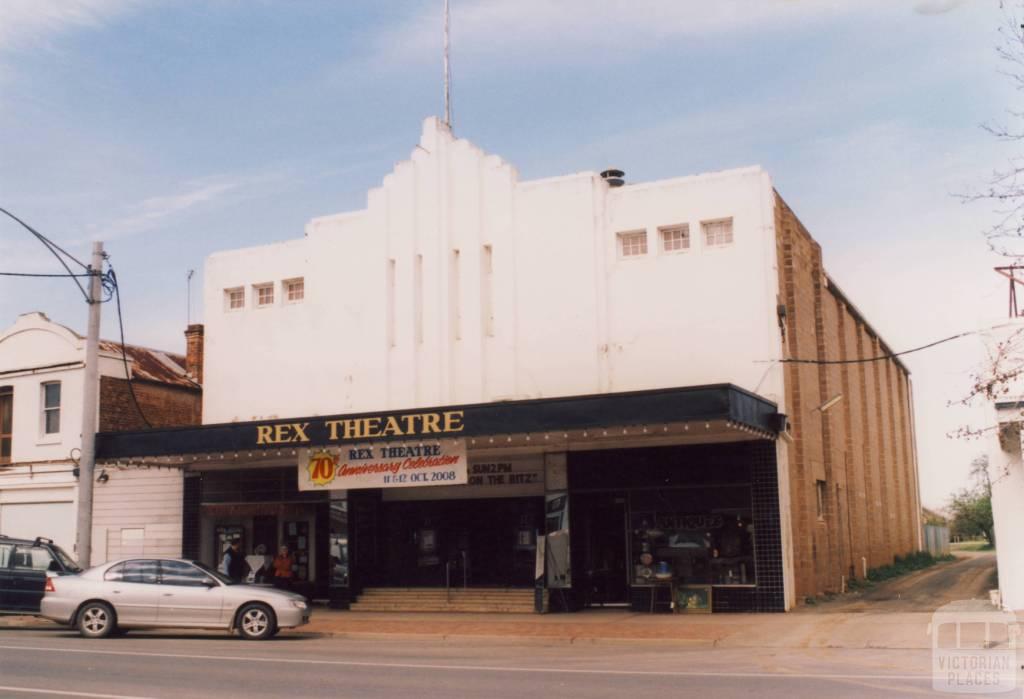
[272,545,295,590]
[221,539,248,583]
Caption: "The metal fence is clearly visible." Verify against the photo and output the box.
[924,524,950,555]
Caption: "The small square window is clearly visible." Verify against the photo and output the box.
[284,278,304,303]
[42,382,60,435]
[254,283,274,307]
[617,230,648,258]
[659,225,690,253]
[225,287,244,311]
[702,218,734,247]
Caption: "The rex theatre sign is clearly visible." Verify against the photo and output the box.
[256,409,465,446]
[297,440,468,491]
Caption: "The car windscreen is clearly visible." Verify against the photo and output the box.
[192,559,236,585]
[52,546,81,573]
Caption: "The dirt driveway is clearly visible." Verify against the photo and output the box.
[800,552,998,613]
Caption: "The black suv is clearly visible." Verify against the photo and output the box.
[0,535,81,614]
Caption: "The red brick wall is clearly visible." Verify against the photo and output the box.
[775,192,920,601]
[99,377,201,432]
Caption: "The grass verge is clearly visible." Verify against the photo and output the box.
[847,551,955,591]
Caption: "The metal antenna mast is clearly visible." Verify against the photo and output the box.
[187,269,194,325]
[443,0,452,129]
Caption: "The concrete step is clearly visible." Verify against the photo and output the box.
[352,587,537,613]
[358,592,533,599]
[349,604,535,613]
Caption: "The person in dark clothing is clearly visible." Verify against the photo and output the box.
[221,539,248,583]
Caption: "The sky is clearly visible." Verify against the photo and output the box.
[0,0,1014,509]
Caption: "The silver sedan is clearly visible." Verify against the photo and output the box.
[40,557,310,640]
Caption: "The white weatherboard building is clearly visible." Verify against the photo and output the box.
[97,117,920,613]
[0,312,199,562]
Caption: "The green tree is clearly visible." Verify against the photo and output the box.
[947,456,995,545]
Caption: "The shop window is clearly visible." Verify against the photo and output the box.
[284,277,304,303]
[253,283,274,308]
[702,218,734,247]
[617,230,648,258]
[631,485,756,588]
[659,224,690,253]
[0,386,11,463]
[816,480,827,520]
[225,287,244,311]
[41,381,60,435]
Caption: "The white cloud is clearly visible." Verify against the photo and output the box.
[85,173,274,242]
[0,0,136,53]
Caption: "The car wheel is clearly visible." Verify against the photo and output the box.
[237,603,275,641]
[77,602,116,639]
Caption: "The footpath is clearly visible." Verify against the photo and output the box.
[2,554,1009,650]
[0,607,989,650]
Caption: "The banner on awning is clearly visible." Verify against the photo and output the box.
[297,440,468,491]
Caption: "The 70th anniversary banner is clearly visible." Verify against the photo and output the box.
[297,440,468,491]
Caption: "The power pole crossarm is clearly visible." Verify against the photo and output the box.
[75,241,104,568]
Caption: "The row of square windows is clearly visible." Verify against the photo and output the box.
[617,218,733,258]
[224,277,304,311]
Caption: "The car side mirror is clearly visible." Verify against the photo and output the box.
[201,577,218,588]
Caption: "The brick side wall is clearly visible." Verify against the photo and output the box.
[774,193,920,601]
[99,377,201,432]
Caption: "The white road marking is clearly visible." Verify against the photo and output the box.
[0,644,931,682]
[0,686,152,699]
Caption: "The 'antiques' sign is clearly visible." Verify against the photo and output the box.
[297,440,468,491]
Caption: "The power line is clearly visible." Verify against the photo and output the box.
[776,325,1018,366]
[0,206,92,301]
[107,268,153,429]
[0,271,92,278]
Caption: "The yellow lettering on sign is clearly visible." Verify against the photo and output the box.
[274,424,291,443]
[443,410,464,433]
[342,419,361,439]
[364,417,382,437]
[402,414,419,434]
[325,420,343,441]
[256,425,274,445]
[381,415,404,437]
[292,422,311,443]
[421,413,441,434]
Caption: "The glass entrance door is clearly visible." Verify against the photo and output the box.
[573,493,629,606]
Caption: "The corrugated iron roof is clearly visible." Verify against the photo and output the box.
[98,340,199,389]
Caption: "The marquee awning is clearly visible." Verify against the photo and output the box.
[95,383,784,460]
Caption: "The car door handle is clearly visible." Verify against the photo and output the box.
[162,593,173,597]
[112,590,121,594]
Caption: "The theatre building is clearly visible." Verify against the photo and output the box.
[95,117,921,613]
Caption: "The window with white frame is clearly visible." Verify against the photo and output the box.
[284,278,304,303]
[617,230,648,258]
[41,381,60,435]
[225,287,244,311]
[254,283,274,307]
[659,224,690,253]
[702,218,734,247]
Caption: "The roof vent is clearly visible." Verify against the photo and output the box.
[601,168,625,188]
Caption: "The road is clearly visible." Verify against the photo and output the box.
[0,627,973,698]
[803,552,998,613]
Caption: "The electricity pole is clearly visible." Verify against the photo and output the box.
[75,241,104,568]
